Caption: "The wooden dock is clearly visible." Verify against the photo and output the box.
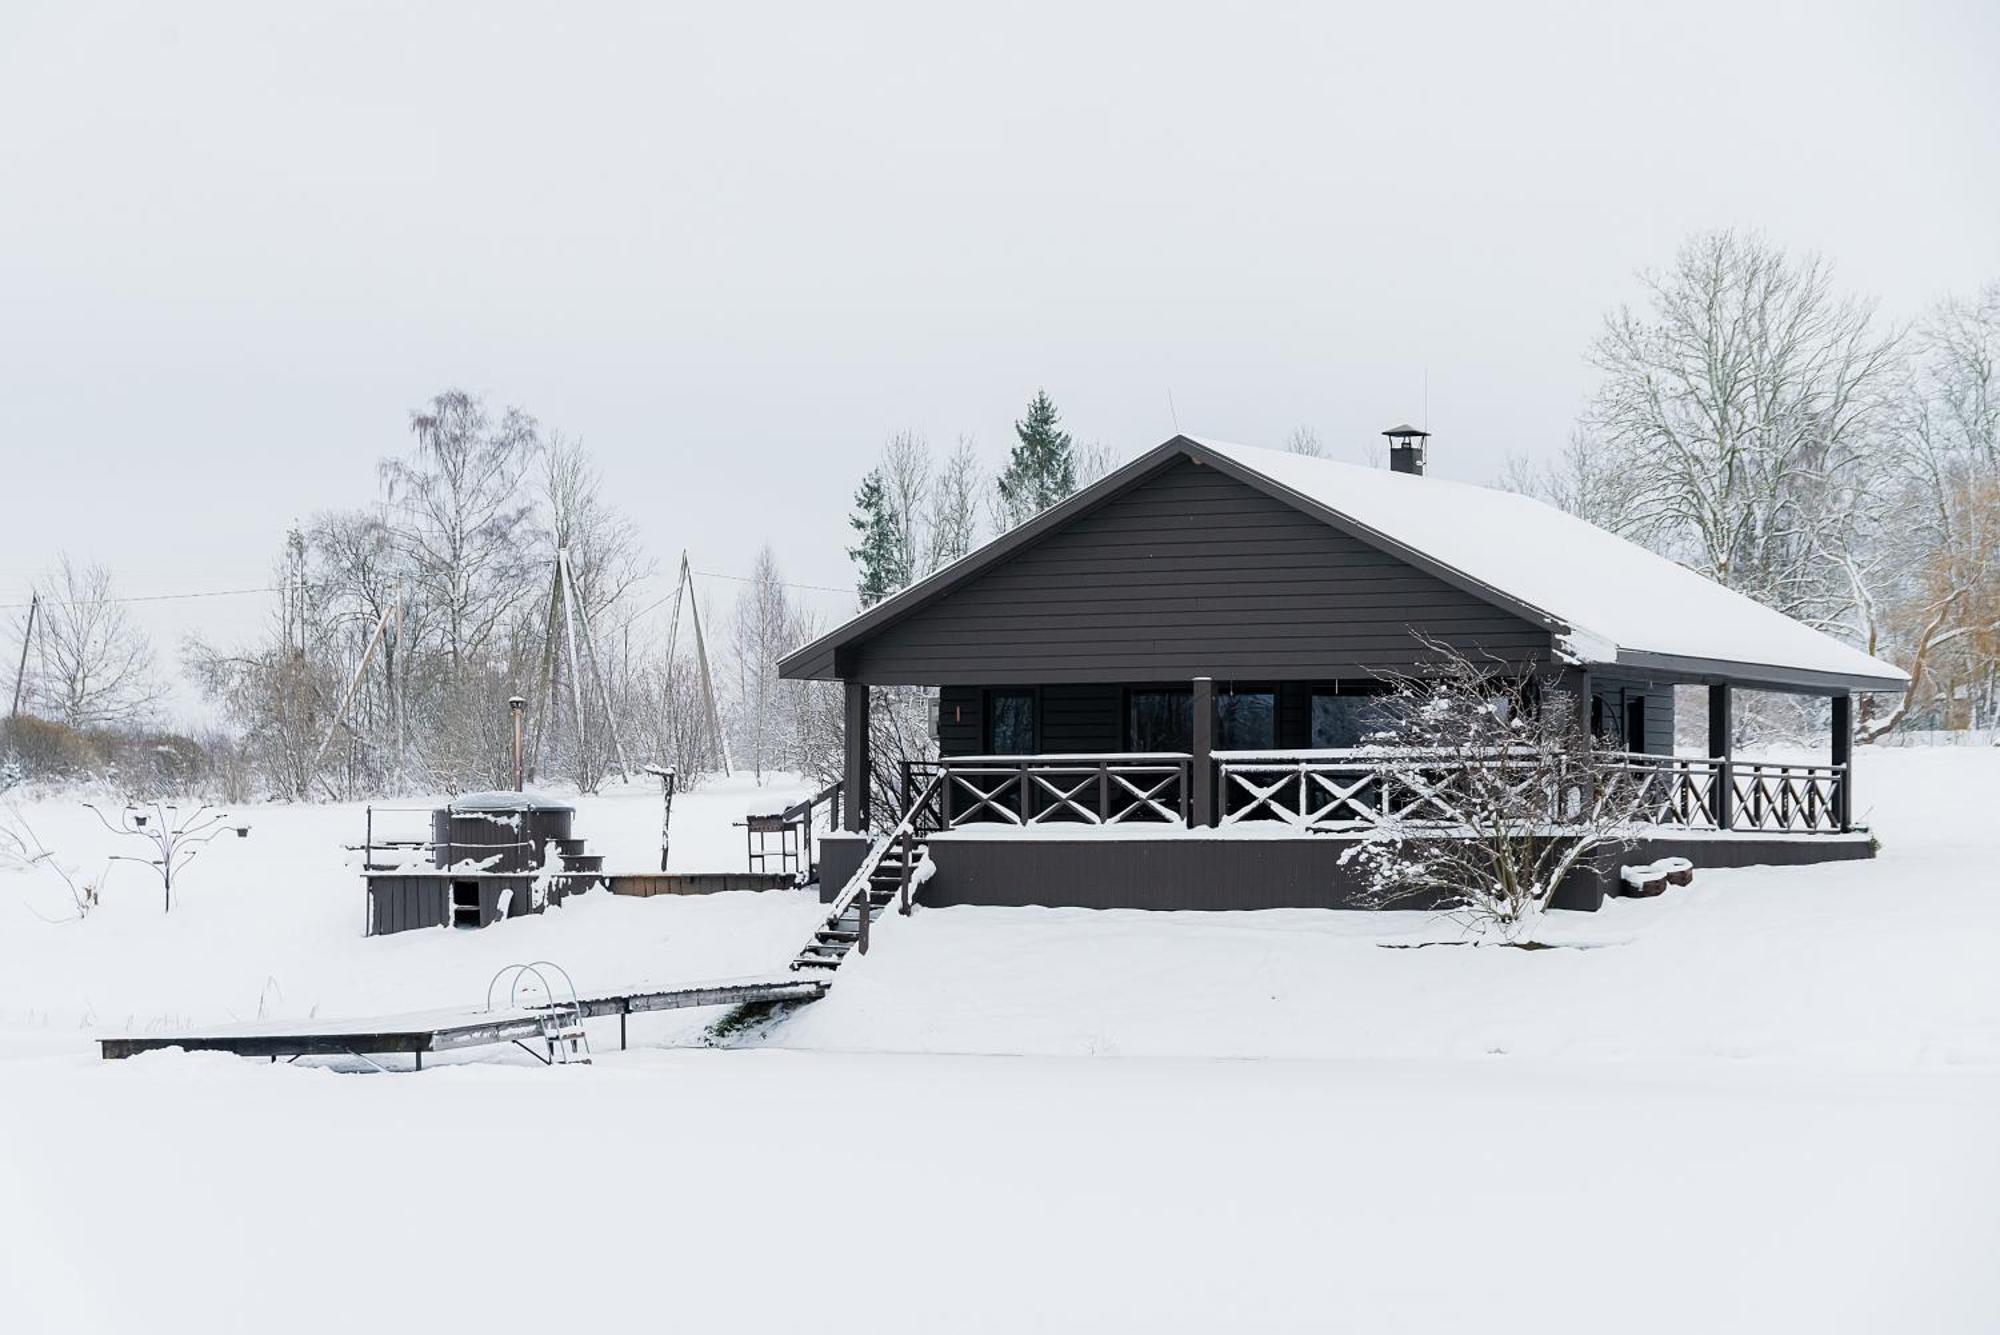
[97,975,829,1067]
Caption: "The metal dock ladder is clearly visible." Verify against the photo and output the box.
[488,961,593,1065]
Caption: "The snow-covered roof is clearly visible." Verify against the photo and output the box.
[1191,440,1907,690]
[781,435,1908,692]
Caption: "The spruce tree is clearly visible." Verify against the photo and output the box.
[995,389,1077,529]
[848,467,907,607]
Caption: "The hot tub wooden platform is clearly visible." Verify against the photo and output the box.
[605,871,798,897]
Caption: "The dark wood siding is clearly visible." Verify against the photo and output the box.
[918,828,1870,913]
[938,685,981,754]
[852,458,1551,685]
[1594,674,1676,755]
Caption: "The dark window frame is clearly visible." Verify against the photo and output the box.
[983,687,1039,755]
[1214,683,1279,751]
[1306,683,1397,749]
[1123,686,1194,753]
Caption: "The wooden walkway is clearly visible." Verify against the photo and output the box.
[97,975,829,1067]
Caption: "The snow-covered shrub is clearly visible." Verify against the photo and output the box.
[1341,642,1649,943]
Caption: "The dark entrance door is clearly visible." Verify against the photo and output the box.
[1623,696,1646,754]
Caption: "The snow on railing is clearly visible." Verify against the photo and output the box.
[910,750,1850,835]
[925,754,1193,827]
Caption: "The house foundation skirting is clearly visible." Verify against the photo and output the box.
[877,830,1875,914]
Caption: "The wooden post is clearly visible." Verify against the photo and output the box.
[1558,667,1593,819]
[10,591,36,717]
[1191,677,1215,828]
[842,681,870,832]
[1709,682,1734,831]
[898,828,914,915]
[1831,692,1853,832]
[856,883,870,955]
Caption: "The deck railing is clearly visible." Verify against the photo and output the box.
[1216,750,1496,828]
[912,754,1193,827]
[1595,752,1724,829]
[908,750,1848,834]
[1729,759,1846,833]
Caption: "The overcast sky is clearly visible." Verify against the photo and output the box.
[3,1,1997,719]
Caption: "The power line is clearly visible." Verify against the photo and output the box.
[0,585,280,612]
[692,569,854,597]
[0,566,857,614]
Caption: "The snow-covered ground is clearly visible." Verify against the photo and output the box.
[2,753,1996,1332]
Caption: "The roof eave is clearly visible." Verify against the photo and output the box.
[1607,648,1910,695]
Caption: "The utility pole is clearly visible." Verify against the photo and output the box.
[10,592,37,718]
[561,547,631,782]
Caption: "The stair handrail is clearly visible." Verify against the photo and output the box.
[822,772,944,933]
[779,779,843,827]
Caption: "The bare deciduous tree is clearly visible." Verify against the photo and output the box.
[28,556,160,729]
[1585,230,1902,630]
[1284,426,1327,458]
[384,390,541,672]
[730,544,793,782]
[1498,429,1643,532]
[925,435,984,572]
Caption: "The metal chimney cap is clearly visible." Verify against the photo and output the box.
[1381,423,1431,440]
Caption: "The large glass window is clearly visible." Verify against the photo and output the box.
[1310,692,1400,748]
[985,690,1036,754]
[1217,689,1277,750]
[1127,689,1193,752]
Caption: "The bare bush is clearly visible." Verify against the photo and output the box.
[1341,643,1652,942]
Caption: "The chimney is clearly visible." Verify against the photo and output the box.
[1383,423,1430,475]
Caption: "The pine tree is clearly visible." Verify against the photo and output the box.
[995,389,1077,529]
[848,468,907,607]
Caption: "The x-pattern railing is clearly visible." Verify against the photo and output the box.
[1731,760,1843,833]
[1219,753,1495,828]
[1221,750,1844,833]
[1597,752,1722,829]
[907,749,1846,834]
[930,755,1192,827]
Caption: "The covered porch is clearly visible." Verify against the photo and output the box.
[819,674,1871,915]
[838,677,1860,839]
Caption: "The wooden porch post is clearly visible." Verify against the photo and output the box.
[843,680,871,832]
[1709,682,1734,830]
[1191,676,1215,828]
[1831,691,1853,832]
[1561,667,1594,812]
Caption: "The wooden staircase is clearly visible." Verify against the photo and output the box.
[549,835,607,900]
[789,775,941,976]
[791,838,926,972]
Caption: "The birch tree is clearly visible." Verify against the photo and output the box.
[925,435,983,571]
[731,544,793,781]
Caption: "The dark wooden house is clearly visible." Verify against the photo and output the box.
[781,432,1907,913]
